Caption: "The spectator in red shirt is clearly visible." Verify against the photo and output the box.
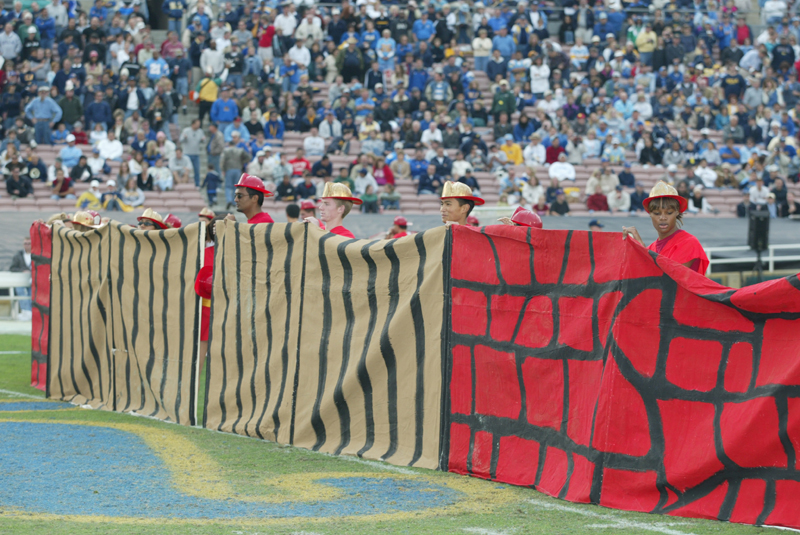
[545,137,566,164]
[289,148,311,177]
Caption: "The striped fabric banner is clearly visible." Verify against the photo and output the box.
[48,223,204,425]
[205,222,448,469]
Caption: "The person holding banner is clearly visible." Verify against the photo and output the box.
[440,181,484,226]
[304,182,361,239]
[226,173,275,224]
[194,213,225,370]
[498,206,543,228]
[137,208,169,230]
[198,207,215,225]
[622,181,709,275]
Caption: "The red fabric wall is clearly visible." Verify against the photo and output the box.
[445,225,800,529]
[30,222,52,392]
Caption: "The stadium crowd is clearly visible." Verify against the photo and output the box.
[0,0,800,220]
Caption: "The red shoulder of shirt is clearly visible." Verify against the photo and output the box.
[247,212,274,224]
[329,226,355,238]
[648,230,709,275]
[393,231,408,238]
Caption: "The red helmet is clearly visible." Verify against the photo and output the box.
[393,216,411,227]
[235,173,274,197]
[165,214,182,228]
[466,215,480,227]
[299,200,317,210]
[511,206,543,229]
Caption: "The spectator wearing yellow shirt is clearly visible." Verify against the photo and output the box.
[500,134,523,165]
[635,22,658,66]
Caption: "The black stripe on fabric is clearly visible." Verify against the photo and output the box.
[480,229,506,286]
[333,238,356,456]
[758,480,776,526]
[718,479,741,521]
[74,236,95,401]
[216,223,233,430]
[253,224,275,438]
[289,224,310,445]
[95,227,111,406]
[176,227,193,425]
[31,351,47,364]
[152,230,172,420]
[438,227,453,471]
[80,233,103,405]
[116,225,135,412]
[230,223,245,434]
[64,233,80,400]
[107,225,119,413]
[272,223,296,440]
[140,233,163,416]
[381,241,405,462]
[355,240,380,457]
[31,302,50,315]
[310,233,334,451]
[50,227,65,398]
[408,232,428,465]
[247,224,263,438]
[30,253,50,265]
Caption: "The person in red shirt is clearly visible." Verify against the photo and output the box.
[226,173,275,224]
[622,181,709,275]
[194,213,224,369]
[440,181,484,226]
[164,214,183,228]
[289,148,312,177]
[387,216,411,238]
[299,199,317,220]
[498,206,543,228]
[304,182,361,238]
[198,207,215,224]
[545,137,566,164]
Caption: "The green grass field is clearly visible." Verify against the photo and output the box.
[0,334,772,535]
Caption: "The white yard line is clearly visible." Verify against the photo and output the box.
[0,388,44,399]
[463,528,517,535]
[528,500,698,535]
[0,351,27,354]
[764,526,800,533]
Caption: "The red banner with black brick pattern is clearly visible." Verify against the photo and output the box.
[444,224,800,529]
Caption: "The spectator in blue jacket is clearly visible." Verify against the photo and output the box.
[25,86,63,144]
[264,110,285,140]
[144,50,170,82]
[593,12,614,41]
[223,117,250,143]
[408,59,429,92]
[162,0,187,34]
[84,91,112,130]
[209,87,239,131]
[492,26,515,61]
[412,12,435,42]
[89,0,108,23]
[34,8,55,51]
[486,49,508,82]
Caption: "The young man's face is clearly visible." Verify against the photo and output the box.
[440,198,468,224]
[300,209,315,219]
[318,198,342,223]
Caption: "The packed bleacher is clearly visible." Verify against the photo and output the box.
[1,0,800,221]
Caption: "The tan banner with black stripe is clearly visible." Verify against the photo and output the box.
[204,222,447,469]
[48,222,204,425]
